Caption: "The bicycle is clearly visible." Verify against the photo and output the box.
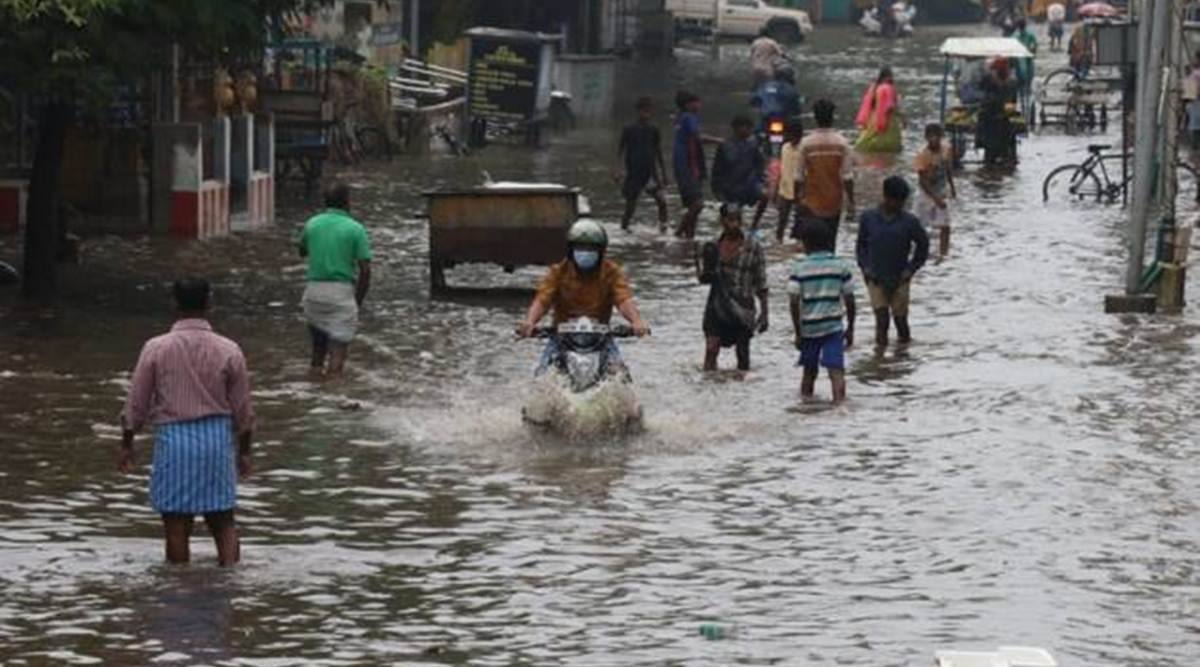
[434,124,467,156]
[354,124,392,161]
[328,114,362,165]
[1042,143,1200,210]
[1040,66,1082,96]
[328,101,394,164]
[1037,67,1115,132]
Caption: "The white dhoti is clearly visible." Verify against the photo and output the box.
[916,197,952,230]
[302,282,359,343]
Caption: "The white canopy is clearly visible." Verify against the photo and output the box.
[940,37,1033,59]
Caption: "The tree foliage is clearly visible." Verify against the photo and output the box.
[0,0,331,102]
[0,0,333,301]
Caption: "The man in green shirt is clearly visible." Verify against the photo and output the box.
[1014,18,1038,115]
[299,182,373,376]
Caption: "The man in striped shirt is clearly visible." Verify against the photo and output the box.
[120,278,255,566]
[788,220,857,403]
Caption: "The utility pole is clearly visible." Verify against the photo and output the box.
[1108,0,1189,312]
[1122,0,1168,295]
[1159,0,1183,225]
[1155,0,1190,311]
[409,0,420,58]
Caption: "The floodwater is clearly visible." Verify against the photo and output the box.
[2,24,1199,667]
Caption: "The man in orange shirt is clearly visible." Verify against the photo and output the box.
[795,99,856,246]
[518,219,651,372]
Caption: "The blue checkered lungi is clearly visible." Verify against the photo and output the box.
[150,415,237,514]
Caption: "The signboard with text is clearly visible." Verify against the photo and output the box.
[371,21,405,47]
[467,36,543,123]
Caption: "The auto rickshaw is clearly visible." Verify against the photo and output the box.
[938,37,1034,164]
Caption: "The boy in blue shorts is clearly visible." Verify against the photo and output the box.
[789,219,857,403]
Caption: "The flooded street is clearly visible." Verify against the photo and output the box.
[2,24,1199,666]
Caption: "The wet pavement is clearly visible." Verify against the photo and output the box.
[2,23,1199,667]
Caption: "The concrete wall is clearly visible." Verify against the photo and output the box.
[555,55,617,120]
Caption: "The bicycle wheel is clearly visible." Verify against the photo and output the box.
[1101,155,1200,214]
[328,126,349,165]
[1043,164,1102,203]
[355,127,391,161]
[1041,67,1079,94]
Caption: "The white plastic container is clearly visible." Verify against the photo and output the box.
[936,646,1058,667]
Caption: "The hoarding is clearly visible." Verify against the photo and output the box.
[468,36,542,122]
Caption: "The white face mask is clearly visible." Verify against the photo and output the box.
[572,249,600,271]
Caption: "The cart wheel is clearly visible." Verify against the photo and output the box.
[952,133,967,164]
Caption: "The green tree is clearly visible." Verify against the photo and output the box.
[0,0,324,301]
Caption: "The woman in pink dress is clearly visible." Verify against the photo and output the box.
[854,67,903,153]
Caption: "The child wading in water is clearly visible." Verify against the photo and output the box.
[776,118,804,243]
[789,219,856,403]
[673,91,707,239]
[616,97,669,232]
[913,123,956,262]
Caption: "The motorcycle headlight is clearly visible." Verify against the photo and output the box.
[768,120,785,134]
[563,332,605,351]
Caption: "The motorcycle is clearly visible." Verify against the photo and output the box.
[752,73,801,209]
[989,1,1024,31]
[860,2,916,38]
[521,317,643,437]
[757,115,788,209]
[762,115,787,160]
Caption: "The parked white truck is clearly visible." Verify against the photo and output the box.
[666,0,814,44]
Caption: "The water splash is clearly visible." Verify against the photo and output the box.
[521,374,643,442]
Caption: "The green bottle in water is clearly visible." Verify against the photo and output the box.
[698,623,737,640]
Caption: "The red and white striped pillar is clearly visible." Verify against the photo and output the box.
[167,118,231,239]
[0,179,28,235]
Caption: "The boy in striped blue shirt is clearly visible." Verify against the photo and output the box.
[788,219,857,403]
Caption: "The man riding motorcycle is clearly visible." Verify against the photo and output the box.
[752,64,803,133]
[749,65,803,229]
[518,219,651,373]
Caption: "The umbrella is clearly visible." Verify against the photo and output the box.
[1077,2,1120,18]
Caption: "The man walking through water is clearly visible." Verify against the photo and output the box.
[1013,18,1038,115]
[856,176,929,347]
[796,99,855,246]
[749,27,784,86]
[914,123,957,262]
[616,97,669,232]
[711,116,766,213]
[119,278,255,566]
[673,91,722,239]
[1046,2,1066,52]
[697,204,769,371]
[300,182,373,376]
